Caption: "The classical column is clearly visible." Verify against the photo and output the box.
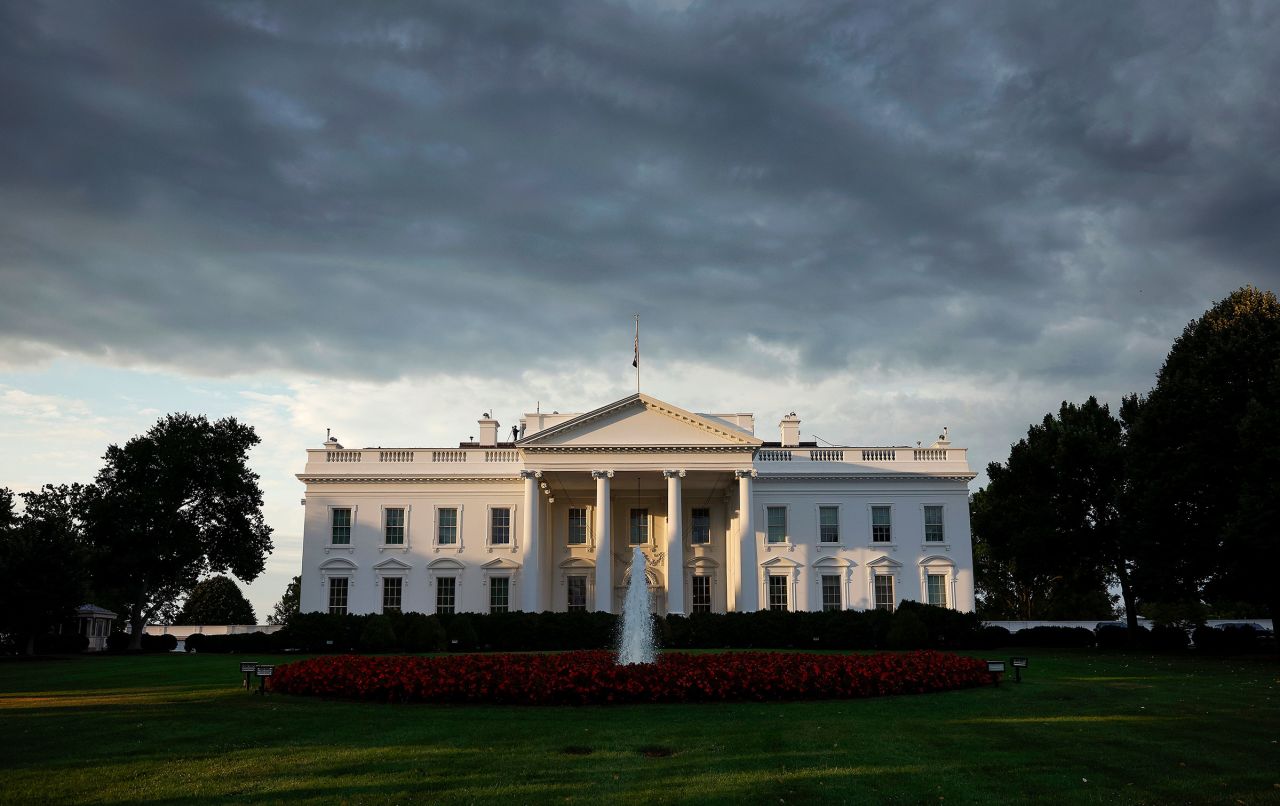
[592,470,614,613]
[736,469,759,611]
[520,470,541,612]
[663,469,686,615]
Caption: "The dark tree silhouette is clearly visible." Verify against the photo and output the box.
[90,414,272,649]
[176,575,256,625]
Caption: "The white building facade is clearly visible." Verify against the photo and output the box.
[297,394,977,617]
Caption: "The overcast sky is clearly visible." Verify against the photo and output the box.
[3,0,1277,618]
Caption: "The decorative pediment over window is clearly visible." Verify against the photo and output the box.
[372,557,412,572]
[482,557,522,571]
[867,556,902,569]
[318,557,358,572]
[813,556,856,569]
[919,555,955,567]
[760,556,803,570]
[518,393,762,448]
[685,556,720,570]
[558,557,595,570]
[426,557,466,571]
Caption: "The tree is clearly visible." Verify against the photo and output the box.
[971,398,1128,623]
[176,575,256,625]
[1124,286,1280,628]
[0,485,92,654]
[89,413,273,649]
[268,575,301,625]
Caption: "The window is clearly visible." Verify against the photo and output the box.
[767,506,787,543]
[490,577,509,613]
[871,506,892,543]
[927,574,947,607]
[819,506,840,543]
[567,575,587,612]
[629,508,648,545]
[382,577,403,614]
[821,574,842,611]
[331,508,351,545]
[691,576,711,613]
[384,507,405,545]
[328,577,348,615]
[924,505,945,542]
[436,576,456,614]
[490,507,511,545]
[767,575,788,611]
[691,508,711,544]
[568,507,588,545]
[437,507,458,545]
[874,575,894,612]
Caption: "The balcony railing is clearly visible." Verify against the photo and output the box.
[754,447,967,466]
[315,448,522,465]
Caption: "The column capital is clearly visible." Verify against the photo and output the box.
[591,470,615,479]
[734,469,757,480]
[662,469,686,479]
[519,469,542,480]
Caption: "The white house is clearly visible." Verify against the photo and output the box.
[297,393,977,617]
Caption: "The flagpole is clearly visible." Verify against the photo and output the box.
[633,314,640,394]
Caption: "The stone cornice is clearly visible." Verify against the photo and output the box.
[522,445,755,454]
[755,473,977,482]
[297,475,522,484]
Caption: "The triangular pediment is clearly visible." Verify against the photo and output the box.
[519,394,761,448]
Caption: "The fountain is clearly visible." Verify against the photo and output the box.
[617,546,656,665]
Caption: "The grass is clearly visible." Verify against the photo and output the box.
[0,649,1277,804]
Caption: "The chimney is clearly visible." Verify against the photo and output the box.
[478,413,499,447]
[323,429,343,450]
[779,412,800,447]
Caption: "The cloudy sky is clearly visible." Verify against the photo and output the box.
[3,0,1277,618]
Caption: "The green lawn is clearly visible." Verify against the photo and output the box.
[0,650,1276,804]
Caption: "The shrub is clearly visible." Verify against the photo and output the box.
[142,633,179,652]
[401,614,447,652]
[1146,624,1189,652]
[359,616,397,652]
[976,625,1012,649]
[887,609,929,649]
[445,614,478,651]
[34,632,89,654]
[184,633,205,652]
[1095,624,1150,650]
[1011,626,1094,648]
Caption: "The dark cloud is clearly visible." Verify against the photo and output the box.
[2,0,1277,389]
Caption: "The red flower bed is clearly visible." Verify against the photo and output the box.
[269,650,989,705]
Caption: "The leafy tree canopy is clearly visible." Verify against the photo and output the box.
[972,397,1126,622]
[269,576,301,626]
[1124,286,1280,621]
[90,413,272,649]
[176,575,256,625]
[0,485,92,654]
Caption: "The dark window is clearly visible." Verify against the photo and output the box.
[821,574,841,611]
[567,575,587,612]
[382,577,403,614]
[691,576,711,613]
[691,508,711,544]
[436,577,456,615]
[768,575,788,611]
[328,577,348,615]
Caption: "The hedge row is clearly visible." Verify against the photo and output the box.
[184,603,994,654]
